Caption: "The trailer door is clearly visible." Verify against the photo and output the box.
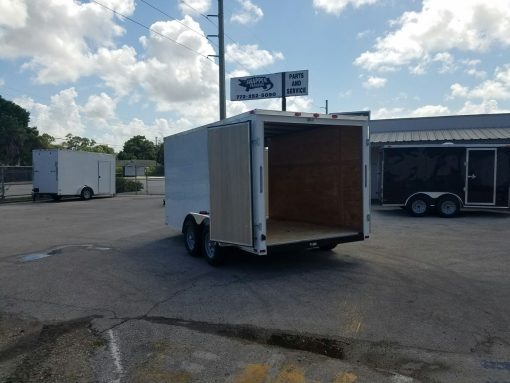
[208,122,253,246]
[466,148,497,205]
[98,161,112,194]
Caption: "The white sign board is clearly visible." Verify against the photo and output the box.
[230,70,308,101]
[284,70,308,97]
[230,72,282,101]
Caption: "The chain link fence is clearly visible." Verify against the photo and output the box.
[0,166,33,201]
[116,165,164,196]
[1,165,165,202]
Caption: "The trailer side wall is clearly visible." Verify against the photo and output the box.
[164,128,210,231]
[382,147,465,205]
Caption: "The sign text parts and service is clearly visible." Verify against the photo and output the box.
[230,70,308,101]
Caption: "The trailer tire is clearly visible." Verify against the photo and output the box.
[80,187,93,201]
[436,195,460,218]
[407,195,429,217]
[183,219,201,257]
[201,226,224,266]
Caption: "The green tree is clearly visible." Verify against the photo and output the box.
[0,95,54,165]
[61,134,114,154]
[118,135,156,160]
[156,142,164,165]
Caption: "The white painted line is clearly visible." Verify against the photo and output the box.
[108,329,123,383]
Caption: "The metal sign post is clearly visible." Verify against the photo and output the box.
[281,72,286,111]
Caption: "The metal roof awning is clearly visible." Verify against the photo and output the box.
[370,127,510,143]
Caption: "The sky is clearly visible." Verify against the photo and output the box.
[1,0,510,150]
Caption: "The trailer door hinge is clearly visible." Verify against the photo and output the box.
[251,138,261,146]
[254,223,262,231]
[366,138,370,146]
[367,214,371,222]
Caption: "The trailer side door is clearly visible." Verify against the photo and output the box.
[466,148,497,205]
[208,122,253,247]
[98,161,112,194]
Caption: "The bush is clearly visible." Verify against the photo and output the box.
[116,177,143,193]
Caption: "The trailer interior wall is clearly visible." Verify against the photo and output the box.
[265,124,363,245]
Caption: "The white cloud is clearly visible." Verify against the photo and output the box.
[0,0,135,84]
[356,30,371,39]
[83,93,117,120]
[450,65,510,101]
[0,0,27,28]
[178,0,211,15]
[231,0,263,25]
[458,100,510,115]
[410,104,450,117]
[362,76,387,89]
[372,107,406,119]
[15,88,85,139]
[461,59,487,79]
[373,104,450,119]
[433,52,456,74]
[313,0,379,15]
[135,18,218,110]
[15,88,185,148]
[226,43,284,70]
[354,0,510,73]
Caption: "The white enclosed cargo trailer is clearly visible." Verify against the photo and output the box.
[164,109,370,265]
[32,149,115,201]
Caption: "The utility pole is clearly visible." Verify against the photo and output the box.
[207,0,226,120]
[321,99,329,114]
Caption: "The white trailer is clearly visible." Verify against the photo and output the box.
[32,149,115,201]
[164,109,370,265]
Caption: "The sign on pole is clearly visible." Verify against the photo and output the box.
[230,70,308,101]
[284,70,308,97]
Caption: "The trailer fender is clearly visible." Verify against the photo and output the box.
[404,192,462,207]
[182,213,209,233]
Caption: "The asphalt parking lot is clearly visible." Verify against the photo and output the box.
[0,196,509,383]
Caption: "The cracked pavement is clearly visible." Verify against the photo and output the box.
[0,195,509,382]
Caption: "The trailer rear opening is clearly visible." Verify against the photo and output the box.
[164,110,370,265]
[265,123,364,248]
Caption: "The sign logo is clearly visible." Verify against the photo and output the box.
[238,77,274,92]
[230,70,308,101]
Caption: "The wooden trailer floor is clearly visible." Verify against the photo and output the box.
[266,219,359,246]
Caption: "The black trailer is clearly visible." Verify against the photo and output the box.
[381,144,510,217]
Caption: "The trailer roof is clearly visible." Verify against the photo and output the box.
[164,109,369,139]
[372,127,510,143]
[383,143,510,149]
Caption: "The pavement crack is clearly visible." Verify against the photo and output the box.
[0,294,119,319]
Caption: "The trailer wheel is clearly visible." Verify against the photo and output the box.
[407,195,428,217]
[436,196,460,218]
[183,219,201,257]
[201,226,224,266]
[80,187,93,201]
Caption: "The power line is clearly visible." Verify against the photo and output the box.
[91,0,216,63]
[177,0,252,71]
[138,0,219,50]
[179,0,217,26]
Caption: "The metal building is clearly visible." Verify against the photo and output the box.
[370,113,510,201]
